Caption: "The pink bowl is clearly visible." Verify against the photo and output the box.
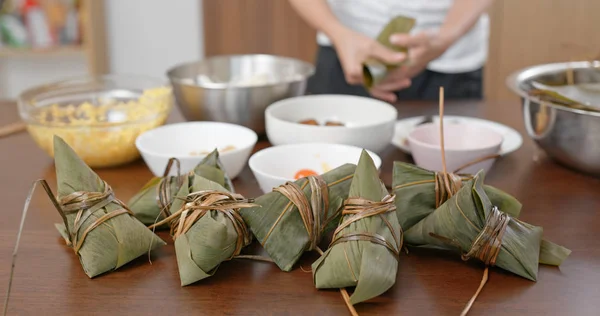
[407,122,503,174]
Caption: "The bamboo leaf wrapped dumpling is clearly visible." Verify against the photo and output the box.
[240,164,356,271]
[312,151,402,305]
[151,174,255,286]
[405,171,570,281]
[392,161,522,231]
[363,15,416,88]
[129,150,234,226]
[393,162,569,265]
[52,136,166,278]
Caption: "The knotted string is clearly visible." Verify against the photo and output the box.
[461,206,510,266]
[5,179,132,316]
[260,174,353,250]
[271,176,329,251]
[458,206,510,316]
[150,190,256,259]
[429,206,511,316]
[156,158,187,220]
[329,195,402,257]
[314,195,401,316]
[434,172,463,208]
[58,180,133,253]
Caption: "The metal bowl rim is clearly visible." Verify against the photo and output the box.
[166,54,315,90]
[506,61,600,117]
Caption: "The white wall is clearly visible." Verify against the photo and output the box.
[105,0,203,78]
[0,0,204,99]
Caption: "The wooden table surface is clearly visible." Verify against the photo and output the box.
[1,99,599,316]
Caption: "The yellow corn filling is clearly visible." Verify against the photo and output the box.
[27,87,172,168]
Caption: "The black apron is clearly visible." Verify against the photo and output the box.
[307,45,483,100]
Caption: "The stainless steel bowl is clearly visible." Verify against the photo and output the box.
[507,61,600,176]
[167,54,315,134]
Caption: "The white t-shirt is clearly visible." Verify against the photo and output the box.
[317,0,489,73]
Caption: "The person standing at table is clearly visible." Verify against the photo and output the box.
[289,0,494,102]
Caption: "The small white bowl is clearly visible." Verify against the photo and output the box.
[407,122,503,174]
[136,122,258,178]
[265,95,397,153]
[249,143,381,194]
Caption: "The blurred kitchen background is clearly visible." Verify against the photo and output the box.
[0,0,598,100]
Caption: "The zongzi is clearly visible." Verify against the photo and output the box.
[363,15,416,88]
[312,150,402,306]
[404,171,570,281]
[52,136,166,278]
[129,150,234,226]
[240,164,356,271]
[392,161,522,232]
[150,174,255,286]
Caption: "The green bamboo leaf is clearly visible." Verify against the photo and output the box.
[53,136,165,278]
[171,176,242,286]
[363,15,416,88]
[392,162,569,267]
[313,150,401,305]
[404,171,569,281]
[391,162,522,231]
[129,149,233,226]
[240,164,357,271]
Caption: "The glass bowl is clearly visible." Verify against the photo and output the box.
[18,75,173,168]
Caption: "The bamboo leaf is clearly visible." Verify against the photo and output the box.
[53,136,165,278]
[404,171,569,281]
[129,149,233,226]
[392,162,522,231]
[313,151,401,305]
[240,164,357,271]
[363,15,416,88]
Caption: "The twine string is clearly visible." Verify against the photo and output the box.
[4,179,132,316]
[150,190,256,259]
[272,175,329,251]
[156,158,187,219]
[319,195,402,316]
[429,206,511,316]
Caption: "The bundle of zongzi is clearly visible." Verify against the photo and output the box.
[404,171,570,281]
[240,164,356,271]
[52,136,166,278]
[363,15,416,88]
[392,161,522,231]
[150,173,255,286]
[129,150,234,226]
[312,150,402,306]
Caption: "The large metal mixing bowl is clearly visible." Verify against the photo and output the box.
[167,54,315,134]
[507,61,600,176]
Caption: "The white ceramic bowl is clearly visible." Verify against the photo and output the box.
[136,122,258,178]
[249,143,381,194]
[265,95,397,153]
[407,122,503,174]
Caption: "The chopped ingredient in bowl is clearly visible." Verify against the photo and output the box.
[294,169,319,180]
[299,119,319,126]
[26,87,172,168]
[298,118,345,127]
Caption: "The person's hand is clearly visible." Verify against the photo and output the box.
[330,28,407,85]
[370,32,450,102]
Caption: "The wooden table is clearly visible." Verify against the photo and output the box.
[1,99,599,316]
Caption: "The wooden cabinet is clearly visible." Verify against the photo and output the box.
[203,0,316,62]
[486,0,600,99]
